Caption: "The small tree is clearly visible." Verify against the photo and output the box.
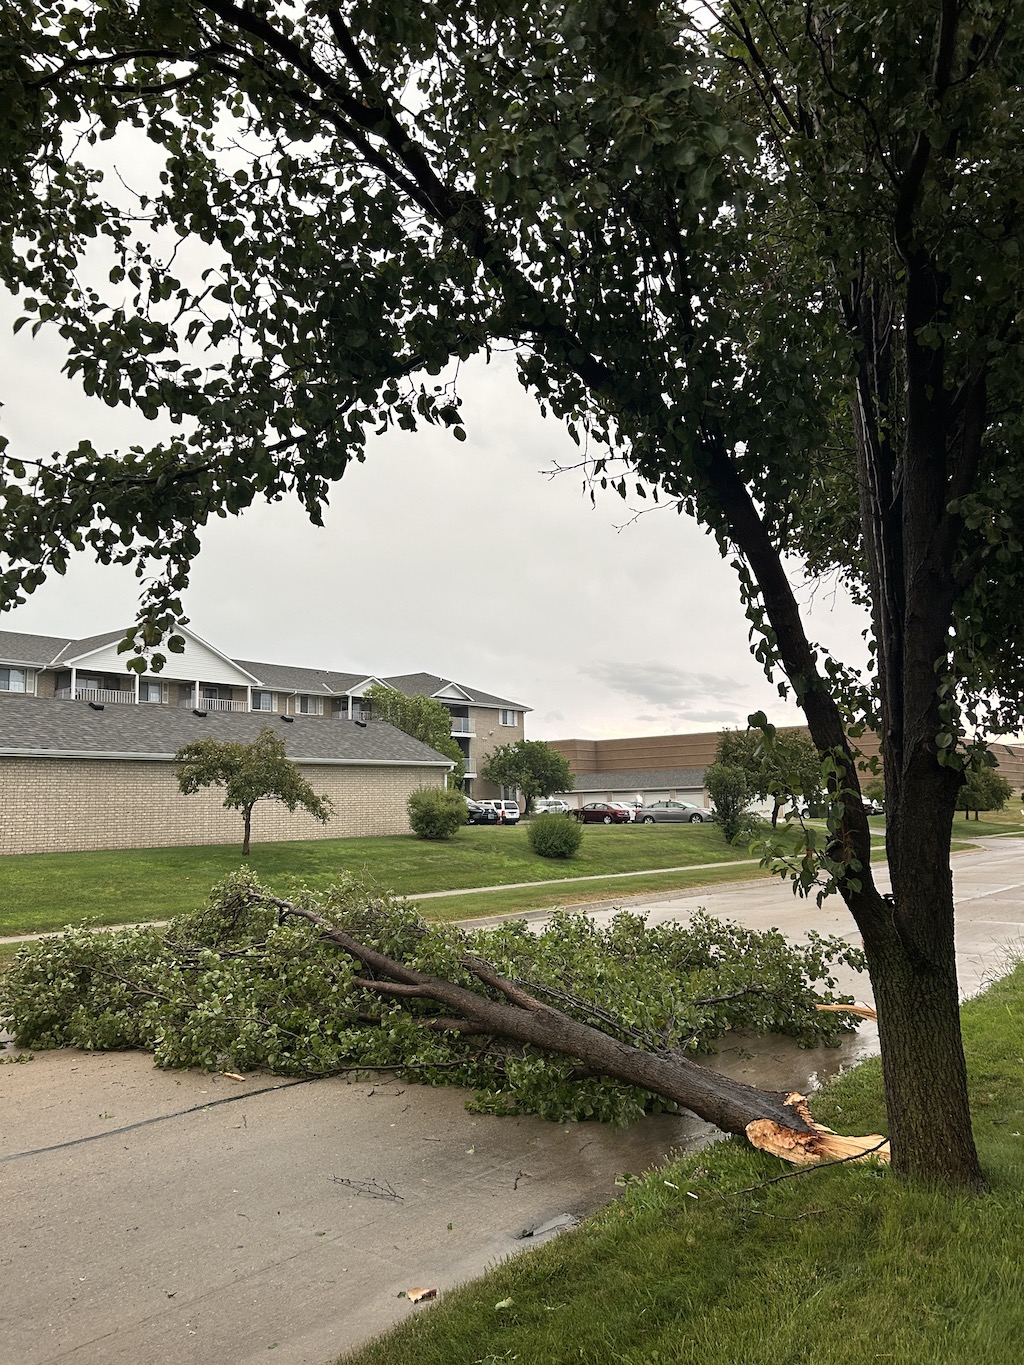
[705,763,752,843]
[716,727,821,828]
[480,741,574,815]
[175,726,334,855]
[361,685,465,786]
[407,786,467,840]
[955,767,1012,822]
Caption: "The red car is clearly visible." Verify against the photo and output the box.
[575,802,633,824]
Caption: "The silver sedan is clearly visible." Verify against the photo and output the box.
[636,801,712,824]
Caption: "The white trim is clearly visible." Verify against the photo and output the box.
[432,682,474,701]
[56,625,265,684]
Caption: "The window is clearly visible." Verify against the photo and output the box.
[251,690,275,711]
[499,709,518,726]
[201,684,224,700]
[0,667,28,693]
[296,695,323,715]
[138,680,166,704]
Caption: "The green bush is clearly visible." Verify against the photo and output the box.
[705,761,752,842]
[407,786,468,840]
[528,811,584,859]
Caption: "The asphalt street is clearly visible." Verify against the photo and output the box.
[3,837,1023,1365]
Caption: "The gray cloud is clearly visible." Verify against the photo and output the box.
[581,661,744,710]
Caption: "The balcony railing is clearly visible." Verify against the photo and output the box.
[179,697,248,711]
[450,717,473,734]
[57,688,134,704]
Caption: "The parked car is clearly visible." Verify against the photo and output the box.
[575,802,633,824]
[465,798,499,825]
[479,799,521,824]
[636,800,711,824]
[609,801,637,822]
[534,798,572,815]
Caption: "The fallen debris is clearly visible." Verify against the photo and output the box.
[331,1176,403,1200]
[407,1286,437,1303]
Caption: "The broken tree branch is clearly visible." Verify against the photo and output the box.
[274,898,888,1166]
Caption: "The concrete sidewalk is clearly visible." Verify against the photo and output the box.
[3,838,1023,1365]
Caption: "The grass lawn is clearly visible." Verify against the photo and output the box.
[342,962,1024,1365]
[951,807,1024,838]
[0,814,997,939]
[0,823,760,937]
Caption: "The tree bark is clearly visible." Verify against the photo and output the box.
[242,806,252,857]
[275,899,888,1166]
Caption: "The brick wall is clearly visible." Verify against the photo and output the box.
[0,758,444,855]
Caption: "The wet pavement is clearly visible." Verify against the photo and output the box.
[3,837,1023,1365]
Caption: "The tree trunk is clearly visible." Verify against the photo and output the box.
[853,758,986,1190]
[275,899,888,1166]
[242,806,253,857]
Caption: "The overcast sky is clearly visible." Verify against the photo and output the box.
[1,304,874,741]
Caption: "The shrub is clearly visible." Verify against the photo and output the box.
[528,810,584,859]
[407,786,468,840]
[705,761,752,842]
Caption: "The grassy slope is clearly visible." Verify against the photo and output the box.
[343,963,1024,1365]
[0,823,758,936]
[0,812,995,937]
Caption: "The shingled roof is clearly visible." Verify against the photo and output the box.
[0,695,453,767]
[382,672,528,711]
[569,767,707,793]
[0,628,527,712]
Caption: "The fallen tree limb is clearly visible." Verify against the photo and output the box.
[275,898,889,1167]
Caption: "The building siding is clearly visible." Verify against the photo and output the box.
[0,757,444,855]
[468,705,525,799]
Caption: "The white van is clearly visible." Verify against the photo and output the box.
[482,799,520,824]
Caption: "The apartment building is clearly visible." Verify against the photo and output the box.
[0,625,529,852]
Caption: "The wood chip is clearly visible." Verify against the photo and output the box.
[407,1286,438,1303]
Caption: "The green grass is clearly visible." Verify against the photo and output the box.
[0,824,757,937]
[0,814,994,939]
[342,963,1024,1365]
[421,860,772,922]
[952,807,1024,838]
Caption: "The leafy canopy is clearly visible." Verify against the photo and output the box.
[361,684,465,784]
[480,740,574,814]
[175,725,333,853]
[955,765,1012,819]
[0,869,865,1126]
[0,1,1022,732]
[717,725,822,825]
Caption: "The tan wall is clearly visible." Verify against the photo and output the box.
[0,758,445,856]
[34,670,55,699]
[470,706,526,799]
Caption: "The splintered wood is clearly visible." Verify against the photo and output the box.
[746,1091,890,1166]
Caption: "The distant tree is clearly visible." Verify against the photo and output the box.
[480,741,574,815]
[955,767,1012,822]
[705,763,752,843]
[361,684,465,786]
[716,727,821,827]
[175,726,333,855]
